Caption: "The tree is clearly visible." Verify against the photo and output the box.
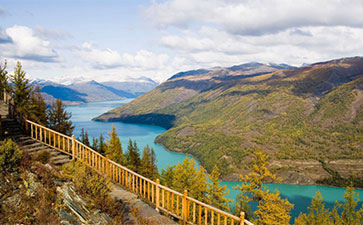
[105,125,125,165]
[256,190,293,225]
[140,144,159,180]
[333,187,363,224]
[47,99,74,135]
[79,128,90,146]
[29,86,47,125]
[161,157,207,201]
[0,59,10,100]
[160,165,175,187]
[206,165,231,211]
[91,137,99,152]
[98,134,107,155]
[234,151,292,222]
[294,191,333,225]
[125,139,141,172]
[11,61,32,114]
[295,188,363,225]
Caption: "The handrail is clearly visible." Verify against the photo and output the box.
[4,89,253,225]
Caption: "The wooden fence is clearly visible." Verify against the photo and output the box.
[5,91,253,225]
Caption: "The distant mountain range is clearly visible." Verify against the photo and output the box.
[31,78,158,105]
[95,58,363,184]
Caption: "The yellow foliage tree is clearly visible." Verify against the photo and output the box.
[294,191,333,225]
[255,190,293,225]
[206,165,231,211]
[234,151,293,223]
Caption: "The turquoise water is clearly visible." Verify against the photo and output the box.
[67,100,363,222]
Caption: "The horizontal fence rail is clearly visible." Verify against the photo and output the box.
[4,90,253,225]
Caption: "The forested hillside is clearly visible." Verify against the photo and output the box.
[95,57,363,183]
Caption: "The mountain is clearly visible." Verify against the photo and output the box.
[94,58,363,184]
[31,78,158,105]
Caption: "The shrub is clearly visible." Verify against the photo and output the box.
[62,161,111,201]
[0,139,23,172]
[33,150,51,164]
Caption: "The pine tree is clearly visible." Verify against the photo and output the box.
[335,187,363,224]
[160,165,175,187]
[11,61,32,114]
[125,139,141,172]
[91,137,99,152]
[206,165,231,211]
[79,128,90,146]
[166,157,207,201]
[47,99,74,135]
[0,59,9,100]
[105,125,125,165]
[29,86,47,125]
[294,191,333,225]
[84,131,90,146]
[98,134,106,155]
[140,145,159,180]
[255,190,293,225]
[234,151,292,222]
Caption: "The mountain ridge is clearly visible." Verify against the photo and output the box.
[31,78,158,105]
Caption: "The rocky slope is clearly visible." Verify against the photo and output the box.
[95,57,363,184]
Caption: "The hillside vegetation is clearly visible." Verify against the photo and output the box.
[95,57,363,183]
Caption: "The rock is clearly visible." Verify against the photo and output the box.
[57,183,111,224]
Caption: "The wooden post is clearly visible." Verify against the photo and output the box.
[72,135,75,160]
[183,190,188,224]
[156,179,160,211]
[106,155,110,177]
[0,115,2,136]
[40,128,43,142]
[239,212,245,225]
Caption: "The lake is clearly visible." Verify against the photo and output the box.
[67,100,363,222]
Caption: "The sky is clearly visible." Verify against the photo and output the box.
[0,0,363,83]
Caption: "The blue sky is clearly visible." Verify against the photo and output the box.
[1,0,363,83]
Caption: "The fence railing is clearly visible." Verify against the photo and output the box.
[5,90,253,225]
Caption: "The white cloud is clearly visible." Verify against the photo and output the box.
[146,0,363,35]
[78,42,123,69]
[0,25,61,62]
[78,42,169,70]
[160,26,363,66]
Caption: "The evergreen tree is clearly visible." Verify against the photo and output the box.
[91,137,99,152]
[294,191,333,225]
[10,61,32,114]
[98,134,107,155]
[161,158,207,201]
[295,188,363,225]
[334,187,363,224]
[234,151,292,222]
[84,131,90,146]
[140,144,159,180]
[255,190,293,225]
[125,139,141,172]
[206,165,231,211]
[0,59,9,100]
[160,165,175,187]
[105,125,125,165]
[29,86,47,125]
[79,128,90,146]
[47,99,74,135]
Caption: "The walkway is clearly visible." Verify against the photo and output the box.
[0,113,177,224]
